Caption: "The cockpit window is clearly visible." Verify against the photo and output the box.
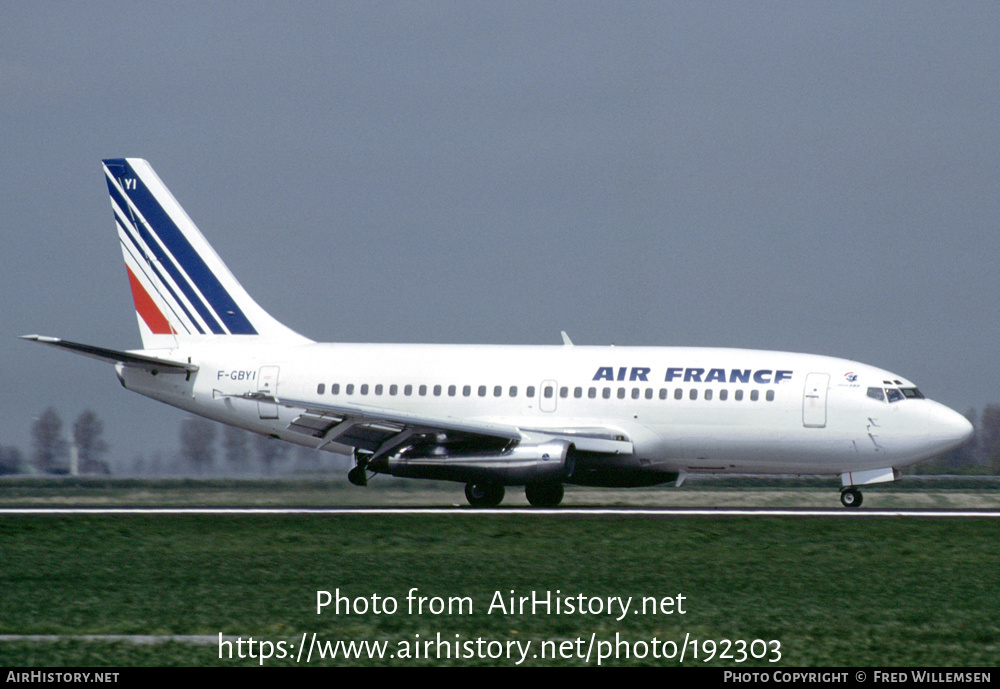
[867,387,885,402]
[869,386,924,403]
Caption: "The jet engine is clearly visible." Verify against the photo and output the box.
[370,440,573,485]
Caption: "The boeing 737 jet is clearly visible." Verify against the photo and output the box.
[23,159,974,507]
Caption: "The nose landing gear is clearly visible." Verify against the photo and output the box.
[840,486,863,508]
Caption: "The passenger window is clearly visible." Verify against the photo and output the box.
[602,387,611,399]
[375,384,383,395]
[659,388,668,400]
[479,385,487,397]
[433,385,442,396]
[331,383,340,395]
[448,385,456,396]
[527,386,535,398]
[360,384,369,395]
[674,389,683,400]
[631,388,640,399]
[735,390,743,401]
[750,390,759,401]
[418,384,427,396]
[390,384,398,396]
[560,386,568,398]
[317,383,325,395]
[509,386,517,397]
[404,384,412,396]
[705,389,713,401]
[719,389,728,401]
[589,387,597,399]
[645,388,653,399]
[346,384,354,395]
[766,390,774,402]
[617,388,626,399]
[689,389,698,400]
[463,385,471,397]
[494,385,502,397]
[574,387,583,398]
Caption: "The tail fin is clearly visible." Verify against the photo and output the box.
[103,158,310,348]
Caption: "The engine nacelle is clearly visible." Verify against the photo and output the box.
[373,440,573,485]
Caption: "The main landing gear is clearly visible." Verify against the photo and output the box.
[348,450,370,487]
[840,486,863,508]
[524,482,564,508]
[464,482,505,508]
[462,481,566,508]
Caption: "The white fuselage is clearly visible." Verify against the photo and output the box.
[119,339,973,485]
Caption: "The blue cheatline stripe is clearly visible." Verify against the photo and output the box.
[117,227,204,335]
[104,163,250,335]
[103,159,258,335]
[112,189,209,336]
[106,177,217,334]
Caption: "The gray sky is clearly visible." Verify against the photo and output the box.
[2,2,998,467]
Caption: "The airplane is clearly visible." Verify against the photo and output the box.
[23,158,974,508]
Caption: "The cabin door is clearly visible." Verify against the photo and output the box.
[802,373,829,428]
[257,365,280,419]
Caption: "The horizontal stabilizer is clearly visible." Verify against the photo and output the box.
[20,335,198,374]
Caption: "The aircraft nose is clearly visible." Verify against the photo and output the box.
[932,404,975,450]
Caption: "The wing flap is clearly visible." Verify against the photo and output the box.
[277,396,524,442]
[274,396,634,457]
[519,426,633,454]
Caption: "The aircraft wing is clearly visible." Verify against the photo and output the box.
[259,395,633,461]
[20,335,198,374]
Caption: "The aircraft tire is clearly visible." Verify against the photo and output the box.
[465,482,505,508]
[347,466,368,487]
[840,487,863,508]
[525,482,564,507]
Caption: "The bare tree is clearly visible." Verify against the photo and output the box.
[254,433,288,476]
[223,425,254,474]
[180,417,218,474]
[979,404,1000,473]
[73,410,110,474]
[32,407,68,474]
[0,446,24,475]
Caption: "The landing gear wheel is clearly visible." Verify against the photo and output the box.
[465,482,505,508]
[840,487,863,508]
[525,482,564,507]
[348,450,371,487]
[347,466,368,487]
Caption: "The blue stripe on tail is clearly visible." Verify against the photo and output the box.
[103,159,258,335]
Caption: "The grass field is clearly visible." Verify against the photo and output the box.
[1,493,998,666]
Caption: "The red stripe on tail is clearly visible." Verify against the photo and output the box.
[126,266,175,335]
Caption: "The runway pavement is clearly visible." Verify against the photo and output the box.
[3,506,999,517]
